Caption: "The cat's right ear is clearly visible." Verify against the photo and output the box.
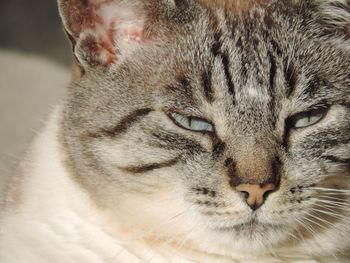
[57,0,189,71]
[57,0,152,70]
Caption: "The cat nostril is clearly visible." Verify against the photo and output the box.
[263,189,274,199]
[240,191,249,200]
[236,183,276,210]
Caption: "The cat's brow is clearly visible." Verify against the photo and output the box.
[211,32,236,103]
[87,108,153,138]
[284,60,298,98]
[302,76,330,97]
[202,70,214,102]
[117,158,179,174]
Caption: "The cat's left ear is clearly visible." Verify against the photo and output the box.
[313,0,350,40]
[58,0,179,69]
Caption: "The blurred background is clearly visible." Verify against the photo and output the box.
[0,0,71,64]
[0,0,72,190]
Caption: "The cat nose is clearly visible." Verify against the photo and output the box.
[235,183,276,210]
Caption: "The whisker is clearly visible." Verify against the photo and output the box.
[315,199,350,208]
[294,217,320,245]
[314,203,349,212]
[301,212,330,232]
[311,206,349,221]
[318,195,350,202]
[312,187,350,194]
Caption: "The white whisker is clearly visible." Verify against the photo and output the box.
[318,195,350,202]
[315,199,350,208]
[312,187,350,194]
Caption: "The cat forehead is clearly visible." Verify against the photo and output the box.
[79,0,349,109]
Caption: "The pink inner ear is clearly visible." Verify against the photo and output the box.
[65,0,148,65]
[121,26,146,44]
[95,1,148,45]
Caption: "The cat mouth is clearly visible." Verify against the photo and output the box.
[213,219,282,233]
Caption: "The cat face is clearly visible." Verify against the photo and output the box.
[59,0,350,257]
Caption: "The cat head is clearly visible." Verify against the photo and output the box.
[58,0,350,259]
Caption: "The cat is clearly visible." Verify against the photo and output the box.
[1,0,350,262]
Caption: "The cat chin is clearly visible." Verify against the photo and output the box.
[217,226,286,253]
[186,220,289,257]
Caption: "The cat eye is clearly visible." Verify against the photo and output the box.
[287,108,328,129]
[168,112,214,133]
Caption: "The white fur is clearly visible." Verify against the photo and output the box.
[0,108,147,263]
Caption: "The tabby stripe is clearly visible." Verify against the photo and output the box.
[270,37,282,56]
[90,108,153,138]
[221,52,236,98]
[151,131,207,154]
[267,51,277,127]
[323,156,350,166]
[270,156,281,185]
[202,70,214,102]
[119,158,179,174]
[268,51,277,92]
[211,33,236,101]
[284,60,298,98]
[211,33,222,56]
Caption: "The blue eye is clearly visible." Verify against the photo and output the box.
[169,112,214,133]
[288,108,328,129]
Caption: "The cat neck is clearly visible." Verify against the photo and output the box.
[1,106,160,262]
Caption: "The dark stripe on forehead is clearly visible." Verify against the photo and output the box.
[221,52,236,99]
[88,108,153,138]
[262,28,282,56]
[266,51,278,127]
[118,158,179,174]
[211,33,222,56]
[268,51,277,93]
[202,69,214,102]
[211,32,236,102]
[236,37,249,86]
[284,60,298,98]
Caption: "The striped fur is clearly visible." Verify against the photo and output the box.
[59,0,350,261]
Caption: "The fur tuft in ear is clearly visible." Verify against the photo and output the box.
[58,0,151,68]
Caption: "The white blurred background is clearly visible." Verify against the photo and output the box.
[0,0,72,191]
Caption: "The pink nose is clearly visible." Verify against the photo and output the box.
[235,183,276,210]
